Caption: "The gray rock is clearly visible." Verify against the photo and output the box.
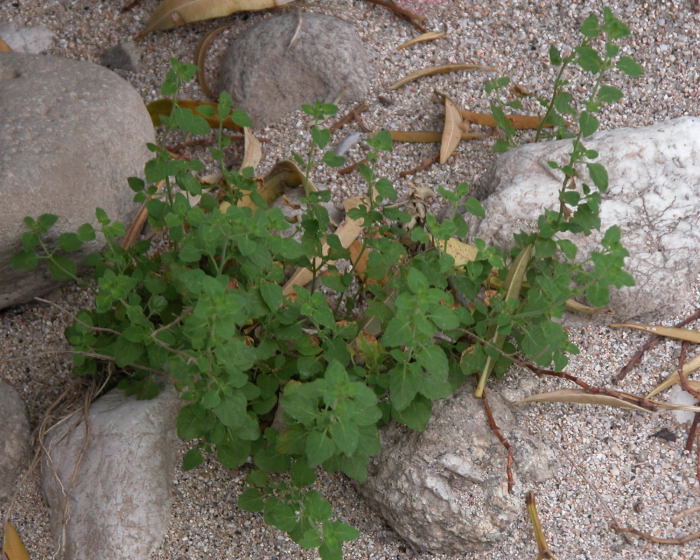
[100,41,141,72]
[41,385,181,560]
[0,53,154,310]
[471,117,700,320]
[0,380,30,504]
[217,12,374,128]
[356,388,556,554]
[0,22,53,53]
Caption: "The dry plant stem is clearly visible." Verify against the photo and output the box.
[362,0,427,32]
[614,307,700,384]
[338,158,369,175]
[672,505,700,521]
[482,391,514,493]
[611,524,700,545]
[119,0,141,13]
[686,413,699,452]
[399,152,439,177]
[195,25,228,99]
[526,492,555,560]
[329,102,369,132]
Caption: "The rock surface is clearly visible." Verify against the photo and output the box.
[0,53,153,310]
[0,380,30,504]
[356,388,556,554]
[217,12,374,128]
[41,386,181,560]
[471,117,700,319]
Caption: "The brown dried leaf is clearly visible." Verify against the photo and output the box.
[388,130,488,143]
[194,25,227,98]
[646,353,700,398]
[147,99,243,130]
[0,37,12,52]
[388,63,496,91]
[439,96,462,164]
[609,323,700,344]
[516,389,651,412]
[431,237,477,267]
[565,299,610,315]
[393,29,446,51]
[136,0,296,39]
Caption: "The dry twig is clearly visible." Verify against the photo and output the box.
[329,102,369,132]
[482,391,514,493]
[399,152,439,177]
[362,0,427,32]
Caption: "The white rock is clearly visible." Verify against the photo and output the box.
[472,117,700,319]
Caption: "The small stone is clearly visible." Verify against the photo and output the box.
[0,22,53,53]
[100,41,141,72]
[217,12,374,128]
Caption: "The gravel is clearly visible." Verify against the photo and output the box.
[1,1,699,559]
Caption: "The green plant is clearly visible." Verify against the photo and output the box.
[13,8,640,558]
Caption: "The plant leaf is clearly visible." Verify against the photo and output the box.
[439,96,463,164]
[516,389,650,411]
[147,99,243,130]
[646,353,700,398]
[388,63,496,91]
[0,38,12,52]
[136,0,297,38]
[3,521,30,560]
[393,29,446,51]
[241,127,262,172]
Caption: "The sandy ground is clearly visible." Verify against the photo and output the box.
[1,1,700,559]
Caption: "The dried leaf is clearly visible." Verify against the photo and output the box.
[3,521,30,560]
[516,389,650,411]
[147,99,243,130]
[565,299,609,315]
[237,159,313,210]
[646,353,700,398]
[136,0,296,39]
[609,323,700,344]
[432,237,477,267]
[194,24,227,98]
[439,96,462,164]
[388,130,488,143]
[282,197,366,296]
[388,63,496,91]
[0,37,12,52]
[393,29,446,51]
[241,127,262,172]
[460,109,554,130]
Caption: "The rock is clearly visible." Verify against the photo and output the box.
[0,53,154,310]
[41,385,181,560]
[100,41,141,72]
[471,117,700,320]
[356,388,556,554]
[217,12,374,128]
[0,22,53,53]
[0,380,30,504]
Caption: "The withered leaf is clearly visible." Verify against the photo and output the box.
[241,127,262,172]
[388,63,496,91]
[610,323,700,344]
[3,521,30,560]
[388,130,488,143]
[440,96,462,164]
[393,30,446,51]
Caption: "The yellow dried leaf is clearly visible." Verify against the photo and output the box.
[136,0,296,39]
[241,127,262,172]
[565,299,609,314]
[393,30,446,51]
[0,37,12,52]
[646,353,700,398]
[3,521,30,560]
[431,237,477,267]
[439,96,462,164]
[237,159,312,210]
[609,323,700,344]
[388,63,496,91]
[516,389,650,412]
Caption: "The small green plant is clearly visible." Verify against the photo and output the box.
[13,8,640,558]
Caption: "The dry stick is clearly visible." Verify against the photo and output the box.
[611,525,700,545]
[614,307,700,384]
[329,102,369,132]
[482,391,514,493]
[676,348,700,481]
[338,158,369,176]
[399,152,439,177]
[362,0,427,32]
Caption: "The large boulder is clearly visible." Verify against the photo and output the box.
[0,380,30,504]
[217,12,374,128]
[41,386,181,560]
[470,117,700,320]
[0,53,154,310]
[356,388,556,554]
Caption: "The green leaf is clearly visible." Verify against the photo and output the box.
[291,459,317,487]
[172,105,211,135]
[393,395,432,431]
[329,418,359,456]
[464,197,485,218]
[182,448,203,470]
[579,13,599,38]
[579,111,599,137]
[548,45,562,66]
[38,213,59,231]
[231,108,252,128]
[303,491,332,522]
[617,56,643,77]
[322,151,346,168]
[586,162,608,191]
[57,232,82,252]
[238,488,265,512]
[11,250,38,270]
[311,127,331,149]
[575,45,602,73]
[217,440,251,468]
[212,392,247,428]
[260,282,283,311]
[597,85,623,104]
[306,431,335,467]
[557,239,578,260]
[389,365,419,411]
[48,254,77,281]
[602,8,630,39]
[77,223,96,242]
[264,498,298,532]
